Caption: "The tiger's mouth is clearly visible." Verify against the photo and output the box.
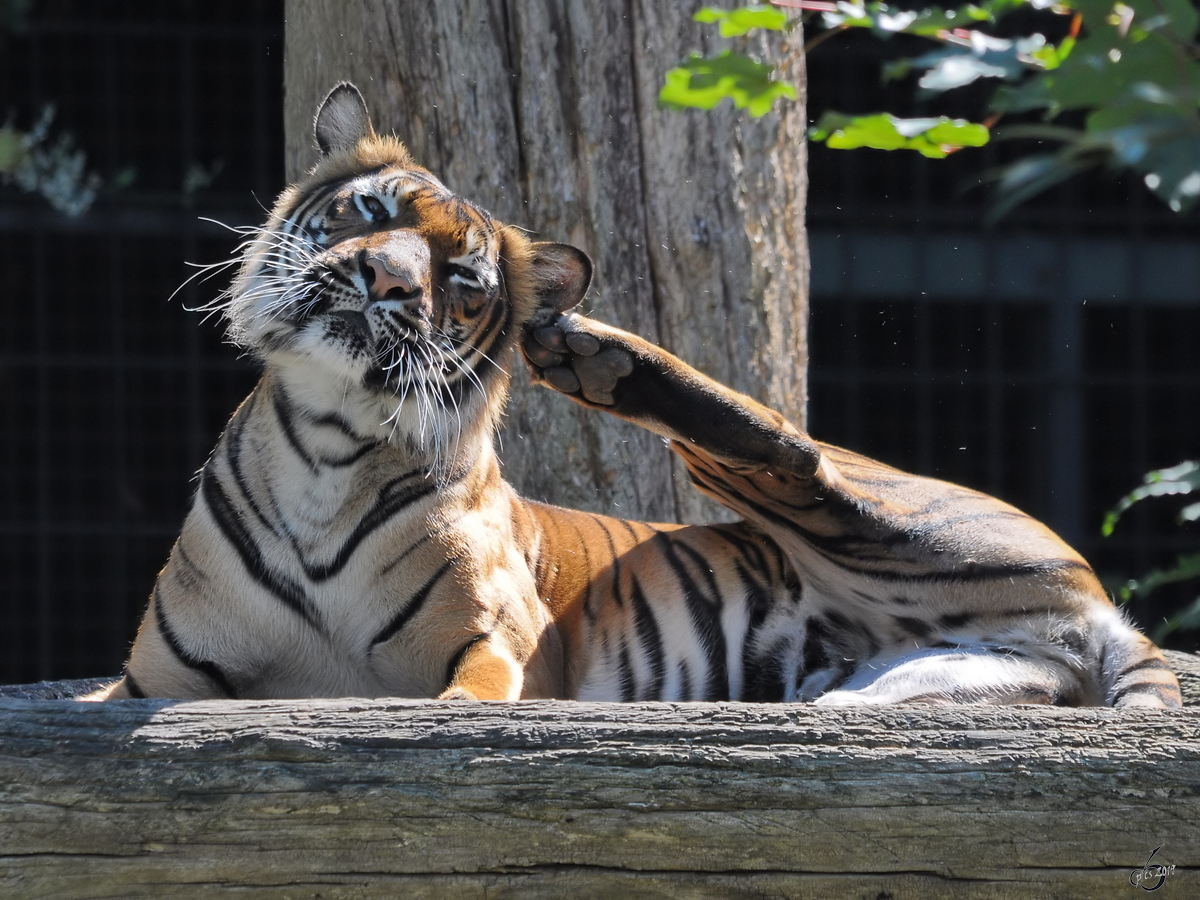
[318,304,464,397]
[291,284,452,385]
[323,308,371,342]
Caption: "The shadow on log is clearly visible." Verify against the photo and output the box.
[2,651,1198,898]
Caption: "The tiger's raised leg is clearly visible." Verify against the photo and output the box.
[523,312,1181,708]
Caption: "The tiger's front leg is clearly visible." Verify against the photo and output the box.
[522,311,1090,574]
[438,633,527,701]
[522,312,823,482]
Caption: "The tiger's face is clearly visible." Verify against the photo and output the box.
[232,165,507,404]
[222,84,590,452]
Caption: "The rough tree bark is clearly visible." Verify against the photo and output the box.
[1,651,1198,898]
[283,0,809,523]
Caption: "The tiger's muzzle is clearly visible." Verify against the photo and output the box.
[355,230,434,342]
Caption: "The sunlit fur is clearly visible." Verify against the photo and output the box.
[90,85,1180,708]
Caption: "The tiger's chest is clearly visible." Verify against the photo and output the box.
[196,421,544,698]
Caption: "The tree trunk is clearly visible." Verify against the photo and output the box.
[2,651,1198,898]
[283,0,808,523]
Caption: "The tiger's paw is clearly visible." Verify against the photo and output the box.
[438,686,479,701]
[522,314,635,406]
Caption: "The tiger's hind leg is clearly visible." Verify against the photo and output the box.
[811,645,1089,707]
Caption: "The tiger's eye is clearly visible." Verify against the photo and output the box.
[359,194,388,221]
[447,264,482,290]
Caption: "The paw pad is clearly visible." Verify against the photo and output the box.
[522,316,635,406]
[543,366,581,394]
[573,347,634,405]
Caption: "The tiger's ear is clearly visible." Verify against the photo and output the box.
[529,242,593,314]
[314,83,376,155]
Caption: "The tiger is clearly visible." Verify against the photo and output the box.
[88,83,1180,708]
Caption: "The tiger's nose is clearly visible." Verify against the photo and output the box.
[362,254,420,303]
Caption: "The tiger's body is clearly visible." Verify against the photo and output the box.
[91,84,1180,708]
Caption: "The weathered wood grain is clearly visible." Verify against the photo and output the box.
[1,651,1197,898]
[283,0,809,524]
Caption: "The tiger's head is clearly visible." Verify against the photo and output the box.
[223,83,591,457]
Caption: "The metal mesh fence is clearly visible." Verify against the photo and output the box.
[0,1,281,682]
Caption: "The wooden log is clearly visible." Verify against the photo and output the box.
[1,652,1197,898]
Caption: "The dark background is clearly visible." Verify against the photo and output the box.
[1,1,1196,684]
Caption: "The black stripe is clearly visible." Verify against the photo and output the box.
[306,409,370,442]
[1058,627,1089,657]
[674,540,723,600]
[656,534,728,701]
[283,165,391,219]
[617,644,636,702]
[678,660,692,701]
[200,469,322,630]
[566,519,598,623]
[301,471,442,582]
[379,512,472,577]
[1117,657,1174,677]
[629,578,665,700]
[938,611,974,630]
[171,542,209,591]
[273,384,319,474]
[323,440,380,468]
[802,617,833,675]
[894,615,934,639]
[445,632,489,689]
[225,390,280,537]
[153,591,237,698]
[275,379,379,469]
[467,292,506,355]
[123,670,146,699]
[592,517,624,608]
[616,518,644,546]
[742,639,786,703]
[701,479,1098,584]
[737,561,776,702]
[370,559,456,648]
[379,532,435,577]
[707,524,772,573]
[1111,681,1182,706]
[827,607,880,660]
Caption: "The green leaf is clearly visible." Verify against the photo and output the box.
[1030,34,1074,71]
[809,112,989,157]
[823,0,1046,37]
[1133,127,1200,213]
[901,4,994,37]
[1103,460,1200,535]
[660,52,797,117]
[1124,552,1200,599]
[993,11,1200,116]
[0,124,27,173]
[694,5,790,36]
[984,147,1101,223]
[908,33,1048,93]
[1128,0,1199,44]
[990,103,1200,216]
